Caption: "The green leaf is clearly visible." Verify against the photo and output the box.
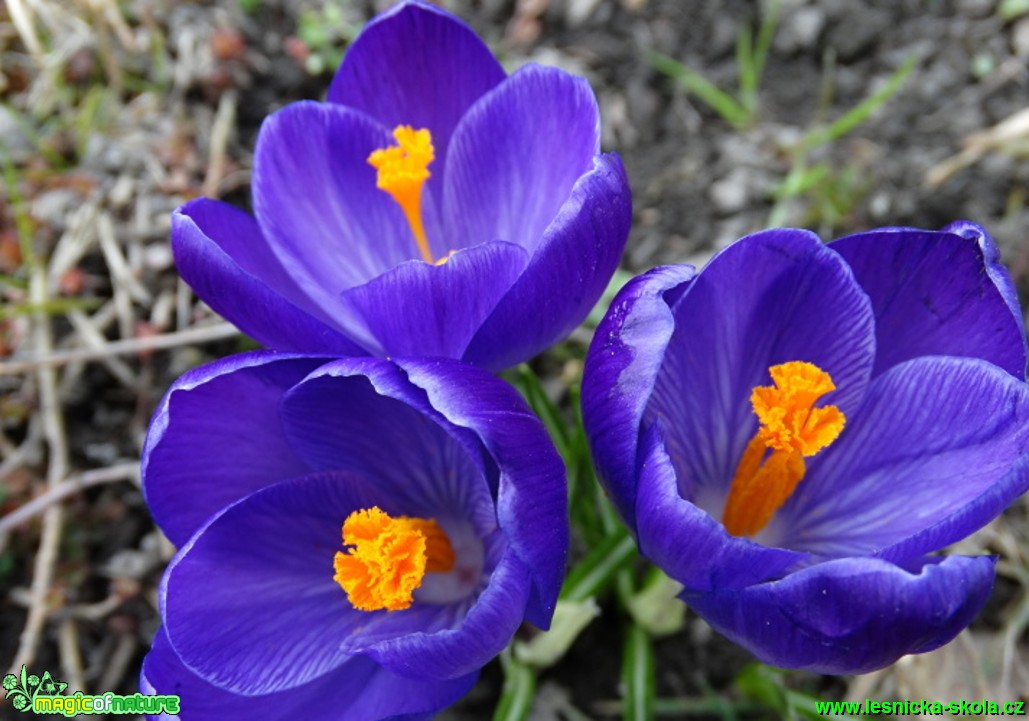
[621,622,655,721]
[771,162,830,200]
[736,24,757,109]
[514,598,601,668]
[799,54,918,152]
[492,654,536,721]
[561,527,637,602]
[507,364,571,459]
[736,664,788,715]
[737,664,867,720]
[649,52,751,129]
[1000,0,1029,20]
[753,0,781,91]
[626,567,685,637]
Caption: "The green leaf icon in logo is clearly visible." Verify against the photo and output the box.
[36,671,67,697]
[2,665,67,713]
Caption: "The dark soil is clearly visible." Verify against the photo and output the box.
[2,0,1027,719]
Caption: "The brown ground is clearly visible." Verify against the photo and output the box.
[1,1,1028,719]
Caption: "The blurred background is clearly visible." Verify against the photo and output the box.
[1,0,1027,718]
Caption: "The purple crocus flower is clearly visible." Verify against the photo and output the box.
[173,0,630,371]
[583,222,1029,673]
[139,352,567,719]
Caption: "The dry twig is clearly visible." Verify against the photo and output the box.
[10,263,69,674]
[0,321,239,375]
[0,462,140,542]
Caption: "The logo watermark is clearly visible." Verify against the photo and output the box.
[3,665,180,717]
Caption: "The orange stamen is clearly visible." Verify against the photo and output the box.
[722,361,846,537]
[333,506,455,612]
[367,126,436,264]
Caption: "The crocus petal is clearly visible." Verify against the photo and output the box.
[162,470,473,695]
[444,64,600,254]
[831,223,1028,378]
[683,555,996,675]
[171,200,365,356]
[645,230,875,515]
[396,357,569,629]
[464,154,632,371]
[142,352,326,547]
[338,241,528,359]
[253,102,445,296]
[142,627,477,721]
[877,454,1029,566]
[357,546,532,681]
[285,355,567,630]
[278,358,497,535]
[634,427,811,591]
[327,0,505,209]
[944,220,1028,367]
[771,357,1029,556]
[582,265,698,529]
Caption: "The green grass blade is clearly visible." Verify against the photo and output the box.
[0,104,66,168]
[737,664,868,721]
[800,54,917,152]
[507,364,571,459]
[770,162,830,201]
[0,142,37,270]
[561,526,637,602]
[0,273,28,290]
[0,297,101,320]
[493,654,536,721]
[753,0,780,88]
[649,52,750,129]
[736,24,756,109]
[621,622,655,721]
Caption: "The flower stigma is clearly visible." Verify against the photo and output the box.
[368,126,437,264]
[722,361,846,537]
[333,506,455,612]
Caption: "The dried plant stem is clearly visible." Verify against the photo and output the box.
[66,309,139,390]
[0,419,40,479]
[7,0,45,57]
[0,462,139,540]
[9,263,69,675]
[97,634,138,694]
[1001,592,1029,699]
[0,321,239,375]
[58,618,86,694]
[62,592,126,622]
[203,90,238,198]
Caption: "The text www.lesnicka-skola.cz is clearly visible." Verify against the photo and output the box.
[815,699,1026,716]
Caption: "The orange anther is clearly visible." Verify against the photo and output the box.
[723,361,845,537]
[368,126,436,264]
[333,506,454,612]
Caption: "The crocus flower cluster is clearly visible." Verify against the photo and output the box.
[142,0,1029,715]
[141,353,567,719]
[172,0,630,371]
[142,2,610,718]
[584,222,1029,673]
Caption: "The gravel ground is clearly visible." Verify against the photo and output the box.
[1,0,1028,718]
